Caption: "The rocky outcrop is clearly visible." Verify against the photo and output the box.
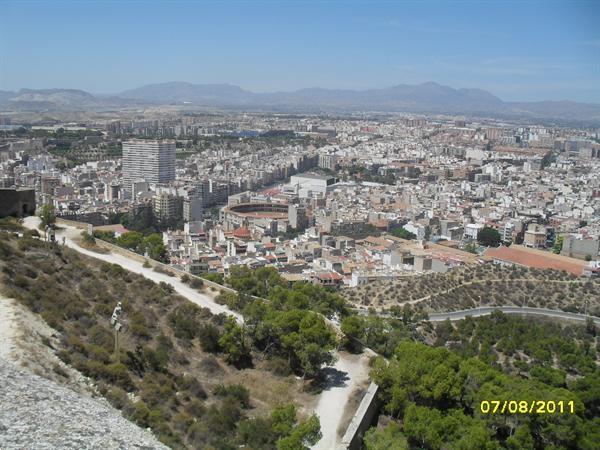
[0,358,167,450]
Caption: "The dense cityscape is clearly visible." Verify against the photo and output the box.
[2,110,600,289]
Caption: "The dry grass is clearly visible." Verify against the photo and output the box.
[342,264,600,315]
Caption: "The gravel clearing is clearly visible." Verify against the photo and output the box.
[0,358,167,449]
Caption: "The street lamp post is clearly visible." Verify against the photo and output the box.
[110,302,124,363]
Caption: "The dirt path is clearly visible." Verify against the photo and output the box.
[312,351,372,450]
[23,216,242,321]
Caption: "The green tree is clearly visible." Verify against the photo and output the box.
[477,227,501,247]
[276,414,321,450]
[390,227,416,240]
[218,318,250,366]
[553,235,564,254]
[39,204,56,229]
[363,421,408,450]
[140,233,167,261]
[116,231,143,250]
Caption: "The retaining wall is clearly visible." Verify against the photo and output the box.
[339,382,380,450]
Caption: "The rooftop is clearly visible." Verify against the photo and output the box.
[485,245,586,276]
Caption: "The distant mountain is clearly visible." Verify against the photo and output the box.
[120,81,254,105]
[1,82,600,124]
[0,88,144,111]
[119,81,508,114]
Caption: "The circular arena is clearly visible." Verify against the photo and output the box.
[222,202,289,227]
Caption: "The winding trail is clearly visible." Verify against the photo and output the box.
[22,217,370,449]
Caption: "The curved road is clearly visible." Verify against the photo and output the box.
[428,306,600,325]
[22,217,369,449]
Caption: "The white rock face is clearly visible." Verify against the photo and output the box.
[0,358,167,450]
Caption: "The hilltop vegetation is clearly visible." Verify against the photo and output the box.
[0,228,322,449]
[432,312,599,381]
[342,264,600,316]
[366,312,600,450]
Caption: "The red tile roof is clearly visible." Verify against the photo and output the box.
[485,245,586,276]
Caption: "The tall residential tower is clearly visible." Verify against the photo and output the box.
[122,140,176,198]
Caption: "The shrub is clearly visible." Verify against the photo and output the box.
[178,375,207,400]
[214,384,250,408]
[172,412,194,433]
[14,274,30,289]
[197,324,221,353]
[103,362,134,390]
[81,231,96,244]
[190,278,204,289]
[132,400,151,427]
[0,217,24,232]
[185,398,206,419]
[200,356,223,375]
[106,386,132,410]
[168,303,203,340]
[130,312,151,340]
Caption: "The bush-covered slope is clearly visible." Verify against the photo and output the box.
[0,230,321,449]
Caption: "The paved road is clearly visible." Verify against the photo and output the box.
[428,306,600,324]
[22,217,369,449]
[355,304,600,325]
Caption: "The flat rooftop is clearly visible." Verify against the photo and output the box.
[485,245,586,276]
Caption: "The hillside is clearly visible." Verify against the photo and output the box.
[0,226,323,449]
[341,264,600,316]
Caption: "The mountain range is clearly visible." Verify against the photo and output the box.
[1,82,599,124]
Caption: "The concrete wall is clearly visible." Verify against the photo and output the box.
[339,382,380,450]
[562,235,600,260]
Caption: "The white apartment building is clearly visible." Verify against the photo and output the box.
[122,140,176,197]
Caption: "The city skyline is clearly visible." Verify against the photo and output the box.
[1,0,599,102]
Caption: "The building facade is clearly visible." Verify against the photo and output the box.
[122,140,176,197]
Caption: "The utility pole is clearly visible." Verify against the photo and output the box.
[110,302,124,363]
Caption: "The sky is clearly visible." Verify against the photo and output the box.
[1,0,599,102]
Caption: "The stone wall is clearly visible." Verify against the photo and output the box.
[0,188,35,218]
[339,382,380,450]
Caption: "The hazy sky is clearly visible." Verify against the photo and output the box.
[1,0,599,102]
